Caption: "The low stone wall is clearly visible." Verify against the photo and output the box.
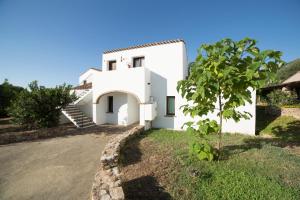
[91,125,144,200]
[281,107,300,119]
[261,106,300,120]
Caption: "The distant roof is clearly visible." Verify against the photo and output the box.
[283,71,300,84]
[261,71,300,91]
[103,39,185,54]
[73,82,92,90]
[80,67,102,76]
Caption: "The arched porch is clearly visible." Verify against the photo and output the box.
[93,91,140,126]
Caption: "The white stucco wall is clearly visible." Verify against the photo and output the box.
[79,68,99,84]
[179,89,256,135]
[78,103,93,119]
[92,67,149,104]
[127,94,139,124]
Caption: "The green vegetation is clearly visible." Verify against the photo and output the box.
[177,37,284,160]
[140,129,300,200]
[266,89,299,106]
[276,58,300,83]
[8,81,76,128]
[0,79,24,117]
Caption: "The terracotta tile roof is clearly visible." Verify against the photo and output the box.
[103,39,185,54]
[73,82,92,90]
[80,68,102,76]
[90,68,102,72]
[283,71,300,84]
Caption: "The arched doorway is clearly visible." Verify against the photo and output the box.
[94,91,140,125]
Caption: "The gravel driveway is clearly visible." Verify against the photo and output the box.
[0,125,128,200]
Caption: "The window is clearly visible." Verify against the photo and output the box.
[133,57,144,68]
[83,80,87,85]
[108,96,113,113]
[108,60,116,71]
[166,96,175,116]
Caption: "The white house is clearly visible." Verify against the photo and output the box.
[62,39,256,135]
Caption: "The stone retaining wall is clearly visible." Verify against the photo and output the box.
[281,107,300,119]
[264,106,300,120]
[91,125,144,200]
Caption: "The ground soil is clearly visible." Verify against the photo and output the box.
[120,136,175,200]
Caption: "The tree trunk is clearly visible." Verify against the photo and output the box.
[218,93,223,153]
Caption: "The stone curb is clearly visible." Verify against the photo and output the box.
[91,125,144,200]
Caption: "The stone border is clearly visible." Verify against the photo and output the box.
[91,125,144,200]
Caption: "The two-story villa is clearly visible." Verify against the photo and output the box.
[62,39,256,135]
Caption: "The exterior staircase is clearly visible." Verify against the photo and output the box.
[62,104,96,128]
[74,89,91,104]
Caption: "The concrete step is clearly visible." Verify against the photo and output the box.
[77,122,95,128]
[65,110,82,114]
[73,118,93,123]
[62,104,96,128]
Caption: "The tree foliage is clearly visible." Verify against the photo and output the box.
[0,79,24,117]
[8,81,76,128]
[276,58,300,83]
[266,90,298,106]
[177,38,284,161]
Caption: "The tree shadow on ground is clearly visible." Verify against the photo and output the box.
[221,120,300,159]
[122,175,172,200]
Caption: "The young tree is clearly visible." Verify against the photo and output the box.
[177,38,284,161]
[8,81,76,128]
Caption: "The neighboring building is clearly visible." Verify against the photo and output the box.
[62,39,256,135]
[261,71,300,99]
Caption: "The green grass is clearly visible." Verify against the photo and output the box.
[142,129,300,200]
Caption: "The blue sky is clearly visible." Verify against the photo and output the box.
[0,0,299,87]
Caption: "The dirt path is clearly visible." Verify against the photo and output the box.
[0,133,110,200]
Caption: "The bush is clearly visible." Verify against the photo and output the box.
[0,79,24,117]
[266,89,298,106]
[8,81,76,128]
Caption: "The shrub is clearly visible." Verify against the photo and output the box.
[266,89,298,106]
[8,81,76,128]
[0,79,24,117]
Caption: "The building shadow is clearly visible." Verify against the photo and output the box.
[256,105,280,135]
[150,71,174,129]
[221,120,300,159]
[122,175,172,200]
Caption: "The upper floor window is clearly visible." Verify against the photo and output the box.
[133,57,145,68]
[108,60,116,71]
